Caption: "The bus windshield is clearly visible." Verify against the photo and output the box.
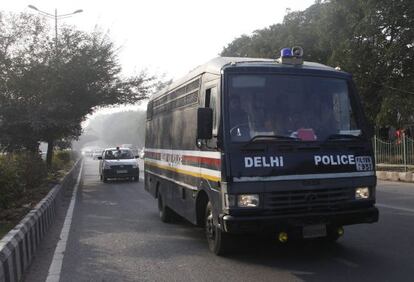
[228,74,360,142]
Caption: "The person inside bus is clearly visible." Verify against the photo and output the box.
[317,98,338,139]
[249,96,275,135]
[229,95,250,140]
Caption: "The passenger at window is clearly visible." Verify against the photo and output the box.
[229,95,250,140]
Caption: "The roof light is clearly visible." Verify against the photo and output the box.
[278,46,304,65]
[281,48,292,58]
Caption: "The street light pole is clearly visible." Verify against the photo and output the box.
[27,5,83,168]
[28,5,83,55]
[55,8,58,55]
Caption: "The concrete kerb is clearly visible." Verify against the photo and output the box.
[0,158,82,282]
[376,170,414,183]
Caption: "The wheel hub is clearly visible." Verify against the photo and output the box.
[206,212,215,240]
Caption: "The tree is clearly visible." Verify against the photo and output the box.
[220,0,414,128]
[0,12,154,167]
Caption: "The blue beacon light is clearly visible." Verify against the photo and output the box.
[278,46,303,65]
[281,48,292,58]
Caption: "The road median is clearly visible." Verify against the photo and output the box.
[376,171,414,183]
[0,159,82,282]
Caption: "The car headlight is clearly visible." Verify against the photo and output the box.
[355,187,370,199]
[132,163,138,168]
[237,194,260,208]
[103,162,111,169]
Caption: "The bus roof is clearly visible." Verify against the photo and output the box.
[151,57,345,100]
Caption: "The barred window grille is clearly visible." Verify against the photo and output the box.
[151,78,200,117]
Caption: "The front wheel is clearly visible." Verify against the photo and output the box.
[205,202,233,255]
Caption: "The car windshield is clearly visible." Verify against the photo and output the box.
[104,149,134,159]
[228,74,360,142]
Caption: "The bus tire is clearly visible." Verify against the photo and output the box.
[158,193,173,223]
[205,201,232,255]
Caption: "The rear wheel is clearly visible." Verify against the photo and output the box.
[158,193,173,223]
[205,202,233,255]
[103,175,108,183]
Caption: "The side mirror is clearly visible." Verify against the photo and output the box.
[135,155,139,159]
[98,156,102,160]
[197,108,213,140]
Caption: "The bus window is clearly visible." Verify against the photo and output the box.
[206,87,218,134]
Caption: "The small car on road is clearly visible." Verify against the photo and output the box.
[92,149,103,160]
[98,147,139,182]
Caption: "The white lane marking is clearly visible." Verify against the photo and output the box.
[46,160,84,282]
[333,257,359,268]
[376,203,414,213]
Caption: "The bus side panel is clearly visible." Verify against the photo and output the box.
[168,104,199,223]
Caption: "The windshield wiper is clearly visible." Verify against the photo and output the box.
[243,134,300,148]
[326,134,364,141]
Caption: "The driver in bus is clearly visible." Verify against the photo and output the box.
[249,96,275,135]
[229,95,250,140]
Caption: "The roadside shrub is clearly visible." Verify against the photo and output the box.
[52,150,73,171]
[0,156,23,209]
[14,152,47,190]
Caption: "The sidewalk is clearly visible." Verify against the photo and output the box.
[376,171,414,183]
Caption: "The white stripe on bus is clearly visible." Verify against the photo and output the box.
[144,148,221,159]
[145,170,198,191]
[144,158,221,178]
[233,171,375,182]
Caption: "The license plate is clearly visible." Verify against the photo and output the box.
[303,224,327,238]
[116,170,128,174]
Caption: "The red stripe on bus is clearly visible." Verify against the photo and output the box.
[182,155,221,168]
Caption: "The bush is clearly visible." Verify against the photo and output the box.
[0,153,48,209]
[14,152,47,189]
[51,150,73,171]
[0,156,23,209]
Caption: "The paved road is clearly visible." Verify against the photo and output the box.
[24,159,414,282]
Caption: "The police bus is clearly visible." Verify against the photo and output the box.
[144,47,379,255]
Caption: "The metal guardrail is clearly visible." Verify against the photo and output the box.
[0,159,83,282]
[374,135,414,171]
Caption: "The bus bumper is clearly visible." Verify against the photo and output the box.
[220,207,379,234]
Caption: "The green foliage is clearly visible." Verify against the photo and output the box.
[0,156,22,209]
[221,0,414,128]
[0,12,155,166]
[0,153,47,209]
[51,150,73,171]
[13,152,47,190]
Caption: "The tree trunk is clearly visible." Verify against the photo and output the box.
[46,139,54,169]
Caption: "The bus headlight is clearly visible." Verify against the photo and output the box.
[237,194,260,208]
[355,187,370,199]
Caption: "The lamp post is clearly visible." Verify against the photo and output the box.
[27,5,83,168]
[28,5,83,54]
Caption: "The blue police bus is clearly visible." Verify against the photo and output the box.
[144,47,379,255]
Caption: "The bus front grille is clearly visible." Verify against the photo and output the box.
[263,187,354,215]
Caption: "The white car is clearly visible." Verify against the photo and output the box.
[92,149,103,160]
[98,147,140,182]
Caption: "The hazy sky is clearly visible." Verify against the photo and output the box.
[3,0,315,79]
[3,0,315,119]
